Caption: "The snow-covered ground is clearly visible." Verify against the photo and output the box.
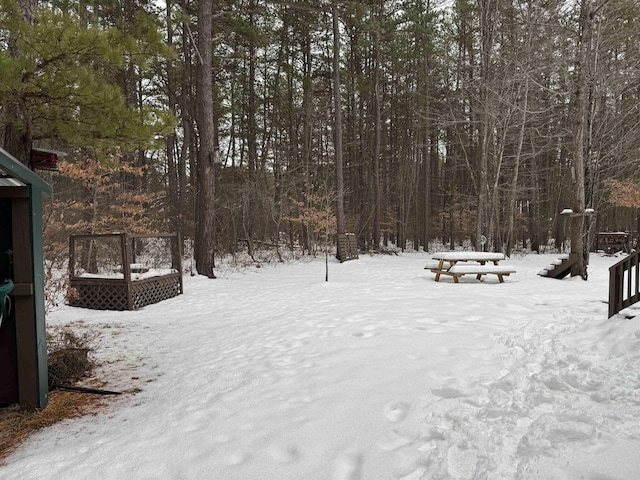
[2,252,640,480]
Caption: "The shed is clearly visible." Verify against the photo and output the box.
[0,147,50,409]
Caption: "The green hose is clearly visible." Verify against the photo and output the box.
[0,279,14,321]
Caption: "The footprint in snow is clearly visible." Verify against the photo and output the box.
[431,387,468,399]
[398,467,427,480]
[333,450,363,480]
[225,451,250,466]
[383,401,410,422]
[268,444,301,464]
[350,331,376,338]
[378,430,413,451]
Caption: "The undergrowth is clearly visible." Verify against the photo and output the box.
[0,326,109,465]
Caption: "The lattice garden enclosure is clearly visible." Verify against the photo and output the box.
[69,233,183,310]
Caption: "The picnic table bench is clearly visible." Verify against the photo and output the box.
[426,252,516,283]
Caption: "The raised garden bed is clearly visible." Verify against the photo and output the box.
[69,233,183,311]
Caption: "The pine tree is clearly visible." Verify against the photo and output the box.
[0,0,171,163]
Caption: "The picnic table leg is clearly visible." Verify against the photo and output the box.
[477,260,486,280]
[490,260,504,283]
[434,260,445,282]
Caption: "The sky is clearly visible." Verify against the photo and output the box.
[1,251,639,480]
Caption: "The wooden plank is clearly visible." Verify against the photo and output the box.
[70,233,123,241]
[432,252,504,261]
[12,197,40,409]
[69,236,76,279]
[128,273,181,285]
[627,258,632,303]
[0,186,29,198]
[609,264,618,318]
[121,234,134,311]
[348,234,358,260]
[70,277,129,286]
[12,283,33,296]
[448,265,516,274]
[636,257,640,301]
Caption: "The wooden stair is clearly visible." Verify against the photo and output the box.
[537,253,579,279]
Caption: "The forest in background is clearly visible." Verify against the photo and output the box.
[2,0,640,277]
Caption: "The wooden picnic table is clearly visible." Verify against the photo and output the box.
[427,252,515,283]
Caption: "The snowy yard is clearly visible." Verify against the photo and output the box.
[2,252,640,480]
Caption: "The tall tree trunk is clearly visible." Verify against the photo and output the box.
[332,3,345,235]
[165,0,179,234]
[372,26,381,249]
[245,0,258,257]
[477,0,496,250]
[180,1,194,238]
[570,1,589,278]
[247,0,258,177]
[506,77,530,256]
[195,0,217,278]
[570,0,610,278]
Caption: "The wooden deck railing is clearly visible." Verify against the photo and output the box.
[609,250,640,317]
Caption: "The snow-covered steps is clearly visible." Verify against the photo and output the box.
[538,253,578,279]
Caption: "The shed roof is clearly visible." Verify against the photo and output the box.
[0,147,52,194]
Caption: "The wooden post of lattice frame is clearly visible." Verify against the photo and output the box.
[69,235,76,280]
[121,233,134,310]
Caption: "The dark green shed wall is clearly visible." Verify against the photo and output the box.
[0,147,50,409]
